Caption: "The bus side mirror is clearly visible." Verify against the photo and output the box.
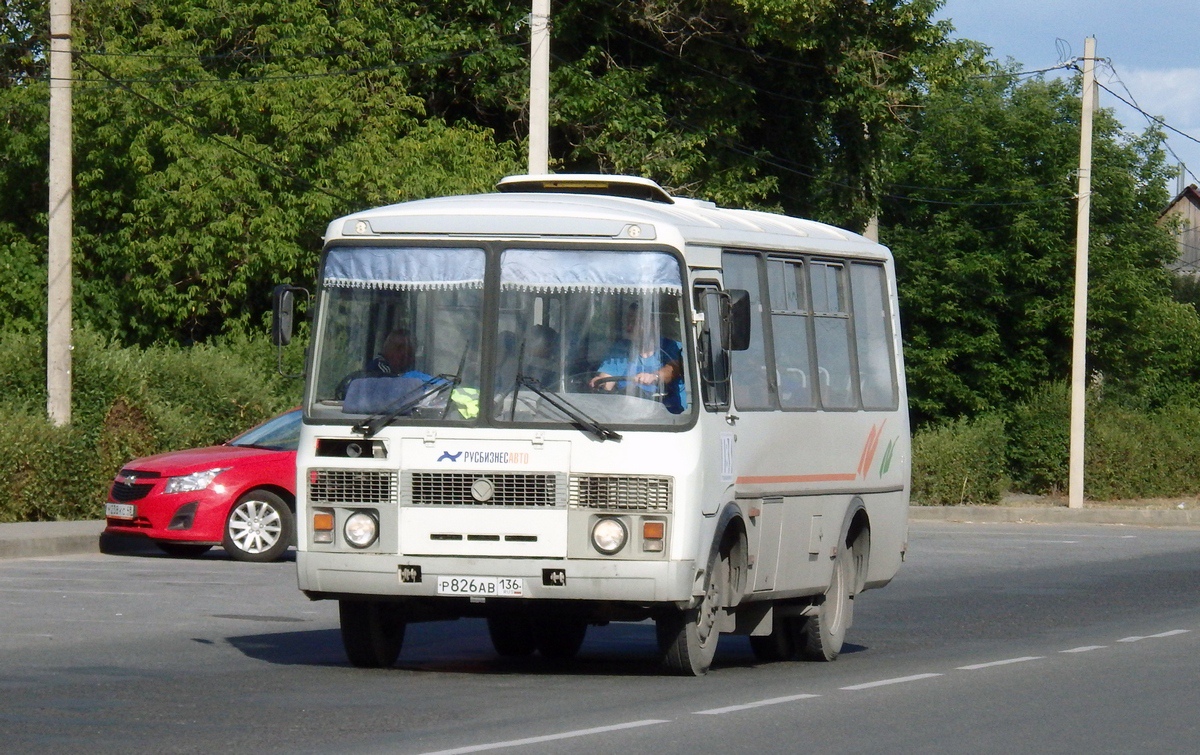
[272,285,296,346]
[724,289,751,351]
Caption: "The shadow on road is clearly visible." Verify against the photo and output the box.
[223,618,867,677]
[99,531,297,563]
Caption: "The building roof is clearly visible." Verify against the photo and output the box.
[1161,184,1200,220]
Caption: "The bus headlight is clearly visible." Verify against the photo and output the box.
[344,511,378,549]
[591,518,627,555]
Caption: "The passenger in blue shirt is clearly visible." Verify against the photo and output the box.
[590,302,687,414]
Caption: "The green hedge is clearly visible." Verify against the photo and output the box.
[0,328,301,523]
[914,382,1200,503]
[1087,402,1200,499]
[912,414,1008,505]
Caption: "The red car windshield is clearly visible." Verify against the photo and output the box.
[229,410,301,451]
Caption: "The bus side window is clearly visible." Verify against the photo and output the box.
[768,258,816,409]
[810,261,856,409]
[694,286,731,411]
[850,262,899,410]
[722,252,772,409]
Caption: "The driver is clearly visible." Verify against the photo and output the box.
[370,328,435,381]
[358,327,479,418]
[589,301,686,413]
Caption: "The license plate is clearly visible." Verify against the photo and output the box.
[436,576,524,597]
[106,503,136,519]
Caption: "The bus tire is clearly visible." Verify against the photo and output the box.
[339,600,406,668]
[487,613,536,657]
[749,612,804,662]
[800,542,856,662]
[532,615,588,660]
[658,549,729,676]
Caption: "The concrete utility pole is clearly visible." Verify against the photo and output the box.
[1068,37,1097,510]
[528,0,550,175]
[47,0,73,426]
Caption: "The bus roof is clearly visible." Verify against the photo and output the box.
[325,175,890,260]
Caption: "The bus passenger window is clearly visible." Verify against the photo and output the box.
[768,258,815,409]
[851,263,898,410]
[810,262,855,409]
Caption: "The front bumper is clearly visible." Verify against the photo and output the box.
[297,550,698,606]
[103,489,229,544]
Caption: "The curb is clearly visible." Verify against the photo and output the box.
[908,506,1200,527]
[0,521,107,560]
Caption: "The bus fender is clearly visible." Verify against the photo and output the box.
[694,501,748,603]
[835,498,871,596]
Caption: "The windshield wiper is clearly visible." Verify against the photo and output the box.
[515,375,622,442]
[353,374,459,438]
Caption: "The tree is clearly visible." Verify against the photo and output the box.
[881,67,1199,425]
[1,0,961,344]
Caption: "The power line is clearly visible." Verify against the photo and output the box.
[556,51,1078,209]
[67,42,524,87]
[1093,60,1200,186]
[1093,80,1200,148]
[75,55,354,206]
[969,60,1078,80]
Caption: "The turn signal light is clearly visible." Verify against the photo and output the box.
[643,520,665,552]
[313,510,334,543]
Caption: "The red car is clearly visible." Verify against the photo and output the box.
[104,409,300,562]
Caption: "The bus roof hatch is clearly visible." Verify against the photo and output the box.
[496,174,675,205]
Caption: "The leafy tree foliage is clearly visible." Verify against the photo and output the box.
[2,0,954,344]
[882,68,1199,425]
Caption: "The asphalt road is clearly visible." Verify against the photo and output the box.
[1,521,1198,754]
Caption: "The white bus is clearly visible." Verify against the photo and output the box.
[273,174,910,676]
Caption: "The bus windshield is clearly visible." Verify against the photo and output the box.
[308,246,692,429]
[492,249,692,428]
[310,247,486,423]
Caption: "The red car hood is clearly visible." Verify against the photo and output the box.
[121,444,292,474]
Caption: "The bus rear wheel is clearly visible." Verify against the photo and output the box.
[339,600,406,668]
[800,542,856,662]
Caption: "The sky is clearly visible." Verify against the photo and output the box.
[936,0,1200,196]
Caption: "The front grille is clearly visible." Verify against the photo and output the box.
[406,472,562,507]
[569,474,673,512]
[111,482,154,502]
[308,469,396,504]
[110,469,161,502]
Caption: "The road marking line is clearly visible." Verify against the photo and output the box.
[414,719,671,755]
[956,656,1043,670]
[693,693,820,715]
[1061,646,1107,653]
[1123,629,1190,642]
[840,673,942,690]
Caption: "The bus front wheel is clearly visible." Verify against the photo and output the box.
[339,600,406,668]
[658,550,729,676]
[487,613,536,657]
[532,615,588,660]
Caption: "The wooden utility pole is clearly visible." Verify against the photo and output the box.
[47,0,73,426]
[528,0,550,175]
[1069,37,1097,509]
